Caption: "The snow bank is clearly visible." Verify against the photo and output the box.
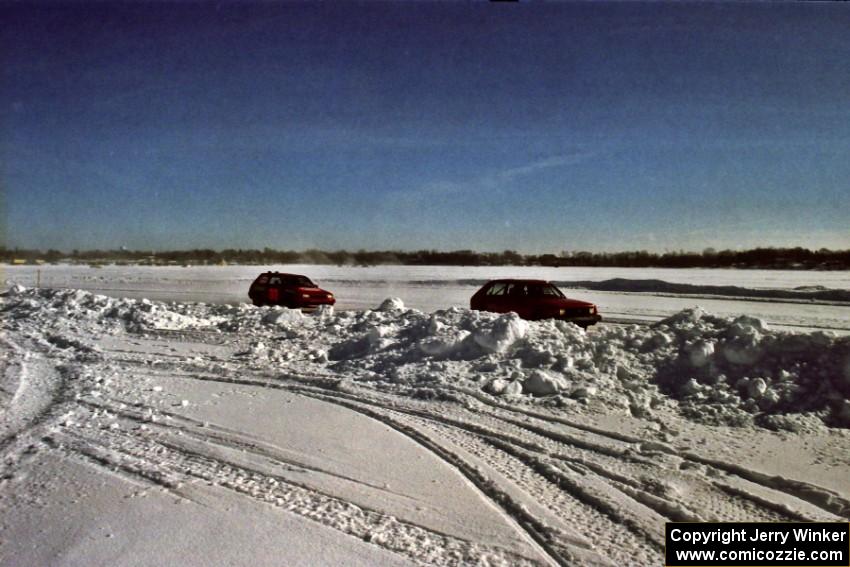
[555,279,850,303]
[0,285,266,334]
[4,286,849,429]
[651,309,850,429]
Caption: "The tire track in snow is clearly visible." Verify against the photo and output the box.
[133,366,655,561]
[81,337,850,565]
[74,344,850,525]
[122,359,844,527]
[80,396,427,503]
[283,388,595,567]
[279,379,830,524]
[0,337,83,470]
[50,416,542,567]
[98,360,584,566]
[381,403,662,565]
[303,386,670,539]
[409,383,850,522]
[350,395,779,552]
[457,397,844,522]
[108,368,569,565]
[260,379,720,564]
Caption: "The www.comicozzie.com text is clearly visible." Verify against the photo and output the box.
[669,526,848,546]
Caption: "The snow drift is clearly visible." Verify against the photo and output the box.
[4,285,849,429]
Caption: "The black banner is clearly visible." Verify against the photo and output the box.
[665,522,849,567]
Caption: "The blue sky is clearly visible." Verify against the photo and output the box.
[2,2,849,253]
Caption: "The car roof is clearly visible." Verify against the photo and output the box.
[260,272,308,277]
[485,279,551,284]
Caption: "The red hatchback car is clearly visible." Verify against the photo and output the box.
[248,272,335,310]
[470,279,601,328]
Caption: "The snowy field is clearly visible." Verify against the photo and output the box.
[4,264,850,333]
[2,266,850,566]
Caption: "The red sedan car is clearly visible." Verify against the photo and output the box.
[248,272,335,310]
[470,279,601,328]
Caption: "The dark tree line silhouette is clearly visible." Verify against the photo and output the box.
[2,246,849,269]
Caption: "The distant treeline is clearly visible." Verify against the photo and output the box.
[3,246,850,270]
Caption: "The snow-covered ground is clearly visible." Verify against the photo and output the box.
[2,268,850,566]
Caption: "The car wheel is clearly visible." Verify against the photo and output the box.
[252,299,265,307]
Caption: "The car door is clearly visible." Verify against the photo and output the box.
[507,283,535,318]
[482,282,511,313]
[267,275,281,303]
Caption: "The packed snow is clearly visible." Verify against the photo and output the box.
[2,277,850,566]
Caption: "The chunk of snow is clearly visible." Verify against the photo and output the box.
[688,341,715,367]
[377,297,405,311]
[522,370,570,396]
[8,283,27,295]
[723,337,762,365]
[314,304,334,318]
[263,308,303,325]
[747,378,767,399]
[367,325,394,346]
[419,332,469,357]
[472,313,528,354]
[485,379,510,395]
[570,385,597,399]
[732,315,769,333]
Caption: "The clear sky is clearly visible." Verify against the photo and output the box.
[2,1,849,253]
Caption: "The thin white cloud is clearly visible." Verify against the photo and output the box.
[391,151,598,206]
[493,154,593,184]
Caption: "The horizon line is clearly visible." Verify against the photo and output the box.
[3,245,849,256]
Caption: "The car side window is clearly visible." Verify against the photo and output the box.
[257,276,269,284]
[269,276,281,285]
[487,283,507,296]
[543,285,565,297]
